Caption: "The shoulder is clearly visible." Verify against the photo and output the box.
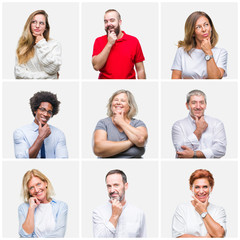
[205,115,224,125]
[97,117,112,125]
[36,38,61,48]
[208,202,225,212]
[94,35,107,42]
[49,124,65,134]
[131,118,146,127]
[18,202,29,212]
[212,47,228,55]
[174,202,192,214]
[172,116,188,127]
[123,33,140,43]
[93,202,110,213]
[51,199,68,209]
[14,123,34,134]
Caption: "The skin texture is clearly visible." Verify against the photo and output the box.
[177,95,207,158]
[92,11,146,79]
[93,93,148,157]
[29,102,52,158]
[22,176,49,234]
[31,14,46,44]
[172,16,225,79]
[106,174,128,228]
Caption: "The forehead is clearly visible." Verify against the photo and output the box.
[196,16,209,25]
[106,173,123,184]
[104,11,119,20]
[32,14,46,21]
[28,176,43,187]
[189,95,205,102]
[193,178,210,186]
[113,93,128,100]
[39,102,53,110]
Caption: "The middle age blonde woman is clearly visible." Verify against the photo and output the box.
[171,11,227,79]
[93,89,148,158]
[15,10,61,79]
[18,169,68,238]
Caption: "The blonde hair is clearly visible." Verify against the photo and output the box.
[107,89,138,119]
[16,10,50,64]
[178,11,218,54]
[21,169,55,203]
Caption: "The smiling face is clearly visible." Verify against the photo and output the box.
[28,176,48,203]
[111,93,130,115]
[191,178,212,203]
[106,173,128,202]
[34,102,53,126]
[104,11,121,36]
[30,14,46,36]
[194,16,212,46]
[186,95,206,119]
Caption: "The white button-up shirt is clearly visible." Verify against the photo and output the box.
[172,114,227,158]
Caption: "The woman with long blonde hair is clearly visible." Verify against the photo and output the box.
[171,11,227,79]
[15,10,61,79]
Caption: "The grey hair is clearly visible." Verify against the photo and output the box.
[186,89,207,104]
[105,169,127,183]
[107,89,138,119]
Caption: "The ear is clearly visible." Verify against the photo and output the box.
[119,19,122,26]
[124,182,128,191]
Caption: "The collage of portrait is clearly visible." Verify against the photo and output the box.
[0,0,239,239]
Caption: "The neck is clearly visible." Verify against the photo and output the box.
[117,30,123,40]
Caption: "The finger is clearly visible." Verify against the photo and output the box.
[181,145,187,150]
[192,195,201,203]
[38,121,42,129]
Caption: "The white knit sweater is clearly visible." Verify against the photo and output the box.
[15,38,62,79]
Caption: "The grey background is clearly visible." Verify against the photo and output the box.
[2,2,79,79]
[82,2,159,79]
[161,2,238,79]
[81,81,159,159]
[2,160,79,237]
[161,160,238,237]
[161,81,238,158]
[82,160,159,237]
[2,81,79,158]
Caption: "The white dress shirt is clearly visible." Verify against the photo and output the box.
[92,201,146,238]
[172,202,227,238]
[172,114,227,158]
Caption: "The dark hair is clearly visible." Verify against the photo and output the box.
[30,91,60,117]
[189,169,214,188]
[105,169,127,183]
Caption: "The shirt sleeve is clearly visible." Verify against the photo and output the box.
[213,207,227,235]
[18,204,34,238]
[171,47,183,71]
[55,130,69,158]
[92,37,105,57]
[172,205,186,238]
[134,39,145,63]
[140,212,147,237]
[132,119,147,129]
[95,119,107,132]
[216,48,228,77]
[92,209,116,237]
[13,129,29,158]
[44,202,68,238]
[35,39,62,75]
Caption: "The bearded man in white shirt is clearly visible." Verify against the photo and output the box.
[172,89,226,158]
[92,169,146,238]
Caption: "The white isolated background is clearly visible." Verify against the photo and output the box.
[81,81,159,159]
[161,81,238,158]
[161,160,238,237]
[2,160,79,238]
[161,2,238,79]
[82,160,159,237]
[2,81,79,158]
[2,2,79,79]
[81,2,159,79]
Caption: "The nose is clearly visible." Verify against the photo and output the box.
[202,25,206,32]
[199,187,204,194]
[36,22,40,28]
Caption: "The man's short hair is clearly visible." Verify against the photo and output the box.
[186,89,207,104]
[105,169,127,183]
[30,91,61,117]
[105,9,121,20]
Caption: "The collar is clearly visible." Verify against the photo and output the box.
[31,121,39,132]
[50,199,57,204]
[116,31,127,42]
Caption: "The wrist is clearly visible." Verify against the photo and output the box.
[193,151,197,158]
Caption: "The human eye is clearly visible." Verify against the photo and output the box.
[203,185,208,189]
[110,18,115,23]
[37,183,41,186]
[31,20,36,24]
[40,21,45,25]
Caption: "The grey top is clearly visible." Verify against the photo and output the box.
[95,117,147,158]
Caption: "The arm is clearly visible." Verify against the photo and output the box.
[35,38,62,75]
[92,31,116,71]
[14,129,30,158]
[135,62,146,79]
[55,130,68,158]
[172,70,182,79]
[93,129,133,157]
[44,202,68,238]
[140,212,147,237]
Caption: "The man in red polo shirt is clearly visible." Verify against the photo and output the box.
[92,9,146,79]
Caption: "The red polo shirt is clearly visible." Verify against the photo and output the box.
[92,31,145,79]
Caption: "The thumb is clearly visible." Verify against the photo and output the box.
[181,145,187,150]
[38,121,42,129]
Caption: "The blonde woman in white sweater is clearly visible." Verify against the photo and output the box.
[15,10,61,79]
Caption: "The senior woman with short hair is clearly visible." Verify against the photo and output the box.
[93,89,148,158]
[18,169,68,238]
[172,169,226,238]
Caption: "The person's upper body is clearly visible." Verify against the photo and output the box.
[92,170,146,238]
[93,90,148,158]
[15,10,61,79]
[18,169,68,238]
[13,91,68,159]
[171,11,227,79]
[92,9,146,79]
[172,89,226,158]
[172,169,226,238]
